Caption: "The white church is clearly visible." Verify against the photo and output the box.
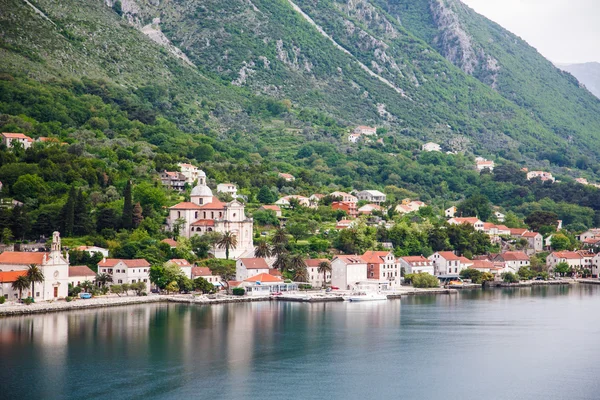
[166,169,254,259]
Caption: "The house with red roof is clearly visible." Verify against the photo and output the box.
[398,256,435,275]
[68,265,97,287]
[257,205,282,217]
[358,203,384,216]
[428,251,463,275]
[362,251,400,287]
[235,258,272,281]
[98,258,151,292]
[1,132,33,150]
[330,191,358,203]
[278,172,295,182]
[492,251,530,273]
[160,170,187,191]
[191,266,222,286]
[331,255,367,290]
[0,231,68,301]
[305,259,331,288]
[548,251,593,273]
[332,201,358,217]
[447,217,485,231]
[168,259,192,279]
[0,270,27,301]
[354,126,377,136]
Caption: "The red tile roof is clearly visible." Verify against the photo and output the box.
[199,200,226,210]
[509,228,529,236]
[161,238,178,247]
[304,259,330,268]
[500,251,530,261]
[522,231,541,238]
[169,259,191,267]
[470,260,496,270]
[362,251,392,264]
[192,267,214,277]
[244,273,282,283]
[191,219,215,226]
[98,259,150,268]
[0,252,47,265]
[0,270,27,283]
[451,217,481,225]
[170,202,203,210]
[551,251,582,260]
[269,269,282,277]
[239,258,269,269]
[2,132,33,141]
[68,266,96,277]
[435,251,460,261]
[334,255,365,264]
[400,256,431,265]
[260,205,281,211]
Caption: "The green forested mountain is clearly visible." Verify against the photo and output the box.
[1,0,600,249]
[558,63,600,99]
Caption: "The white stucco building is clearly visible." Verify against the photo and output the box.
[178,163,201,184]
[331,255,367,290]
[0,231,69,301]
[98,258,151,292]
[168,259,193,279]
[1,132,33,150]
[428,251,462,275]
[398,256,435,275]
[217,183,238,198]
[356,190,387,204]
[305,259,331,288]
[166,170,254,259]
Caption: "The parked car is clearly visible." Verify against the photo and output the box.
[79,293,92,299]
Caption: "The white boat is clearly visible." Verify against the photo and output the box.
[345,292,388,302]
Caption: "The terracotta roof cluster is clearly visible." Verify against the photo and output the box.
[2,132,33,141]
[192,267,214,277]
[400,256,432,265]
[499,251,530,261]
[191,219,215,226]
[334,255,365,264]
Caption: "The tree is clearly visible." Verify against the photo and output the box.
[550,234,570,251]
[273,252,288,271]
[525,211,558,232]
[61,186,76,236]
[217,231,238,259]
[253,210,279,226]
[194,277,215,294]
[12,174,49,202]
[294,267,309,282]
[26,264,44,300]
[289,253,306,272]
[206,260,236,293]
[317,260,331,286]
[73,189,92,236]
[122,180,133,229]
[412,273,440,288]
[502,272,519,283]
[11,275,29,300]
[132,202,144,228]
[271,228,289,246]
[96,273,113,288]
[257,186,276,204]
[172,217,187,238]
[80,280,94,293]
[165,281,179,294]
[460,268,483,283]
[456,194,492,221]
[254,240,271,258]
[110,284,123,297]
[554,262,571,277]
[194,143,215,162]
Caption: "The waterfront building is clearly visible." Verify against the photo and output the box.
[68,265,96,287]
[399,256,435,275]
[492,252,530,273]
[0,231,69,301]
[168,259,192,279]
[305,259,331,288]
[75,245,109,258]
[428,251,462,275]
[98,258,151,292]
[331,255,367,290]
[236,258,270,281]
[191,266,223,287]
[362,251,400,288]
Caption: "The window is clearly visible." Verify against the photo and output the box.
[36,292,40,297]
[143,279,147,283]
[118,279,123,284]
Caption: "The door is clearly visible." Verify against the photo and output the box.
[53,287,58,298]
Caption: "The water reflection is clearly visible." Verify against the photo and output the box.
[2,285,600,400]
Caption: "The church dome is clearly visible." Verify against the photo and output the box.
[191,184,213,197]
[198,169,206,177]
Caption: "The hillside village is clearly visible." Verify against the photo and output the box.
[2,134,600,303]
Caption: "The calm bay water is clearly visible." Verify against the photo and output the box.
[2,285,600,400]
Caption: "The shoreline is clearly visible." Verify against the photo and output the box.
[0,280,580,317]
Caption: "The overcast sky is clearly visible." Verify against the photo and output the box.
[461,0,600,64]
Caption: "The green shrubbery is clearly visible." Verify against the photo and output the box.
[411,273,440,288]
[65,296,73,302]
[232,288,245,296]
[0,296,5,304]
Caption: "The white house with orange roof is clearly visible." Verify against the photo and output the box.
[191,266,222,286]
[475,158,495,172]
[522,231,543,253]
[398,256,435,275]
[548,251,593,272]
[445,206,457,218]
[235,258,271,281]
[331,255,367,290]
[447,217,485,231]
[178,163,201,184]
[358,204,384,215]
[0,270,28,301]
[168,259,193,279]
[278,172,295,182]
[98,258,151,291]
[166,171,253,259]
[362,250,400,287]
[354,126,377,136]
[428,251,462,275]
[1,132,33,150]
[348,133,361,143]
[275,195,310,208]
[330,191,358,203]
[335,219,355,230]
[492,252,530,273]
[526,170,555,182]
[395,199,426,214]
[304,258,331,288]
[68,265,97,287]
[0,231,69,301]
[257,205,282,217]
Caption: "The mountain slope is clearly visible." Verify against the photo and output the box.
[558,63,600,99]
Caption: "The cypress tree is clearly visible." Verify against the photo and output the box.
[122,180,133,229]
[132,202,143,228]
[61,186,76,236]
[74,189,92,236]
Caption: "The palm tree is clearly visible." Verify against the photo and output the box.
[317,260,331,287]
[271,228,289,246]
[217,231,238,260]
[81,280,94,293]
[11,275,29,300]
[293,266,309,283]
[96,273,113,288]
[26,264,44,301]
[273,252,289,271]
[254,240,272,258]
[289,254,308,282]
[271,243,287,257]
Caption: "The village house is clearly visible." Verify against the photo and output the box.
[356,190,387,204]
[494,211,505,222]
[577,228,600,242]
[1,132,33,150]
[76,245,109,258]
[166,170,254,259]
[332,201,358,218]
[398,256,435,275]
[0,271,27,301]
[447,217,485,231]
[305,259,331,288]
[161,238,179,249]
[235,258,271,281]
[422,142,441,152]
[348,133,361,143]
[358,203,383,216]
[168,259,193,279]
[160,171,187,191]
[98,258,151,292]
[526,170,555,182]
[191,266,222,287]
[178,163,201,184]
[445,206,457,218]
[238,273,297,296]
[469,260,506,277]
[591,254,600,277]
[309,194,324,207]
[331,255,367,290]
[547,251,593,273]
[475,158,495,172]
[275,195,310,208]
[522,231,543,253]
[362,251,400,288]
[68,265,97,287]
[354,126,377,136]
[0,231,69,301]
[335,219,355,230]
[395,199,426,214]
[330,191,358,203]
[428,251,462,275]
[278,172,295,182]
[482,223,511,241]
[217,183,238,198]
[492,252,530,273]
[257,205,282,218]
